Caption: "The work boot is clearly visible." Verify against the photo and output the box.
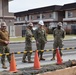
[39,53,45,61]
[2,65,7,69]
[51,58,55,61]
[22,60,27,63]
[28,60,34,63]
[40,58,45,61]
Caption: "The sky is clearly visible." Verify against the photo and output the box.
[9,0,76,13]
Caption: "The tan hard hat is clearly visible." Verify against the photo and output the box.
[1,22,7,27]
[28,22,33,27]
[57,22,62,26]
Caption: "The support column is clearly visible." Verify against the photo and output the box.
[0,0,15,37]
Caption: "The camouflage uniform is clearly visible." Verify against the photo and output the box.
[34,27,47,59]
[22,28,33,62]
[52,27,65,60]
[0,30,10,67]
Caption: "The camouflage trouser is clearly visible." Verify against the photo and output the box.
[22,41,32,61]
[52,41,63,58]
[0,46,11,65]
[52,49,62,58]
[36,40,45,58]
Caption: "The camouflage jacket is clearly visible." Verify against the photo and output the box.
[25,28,33,42]
[34,28,47,42]
[53,28,65,40]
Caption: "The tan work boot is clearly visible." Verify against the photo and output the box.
[51,58,55,61]
[28,60,34,63]
[40,58,45,61]
[22,60,27,63]
[2,65,7,69]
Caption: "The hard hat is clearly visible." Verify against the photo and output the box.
[1,22,7,27]
[38,20,44,26]
[28,22,33,27]
[57,22,62,26]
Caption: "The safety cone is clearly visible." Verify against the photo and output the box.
[56,48,62,65]
[34,50,40,69]
[9,53,18,72]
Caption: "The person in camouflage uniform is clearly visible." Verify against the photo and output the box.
[0,22,10,69]
[34,20,47,61]
[51,22,65,61]
[22,22,34,63]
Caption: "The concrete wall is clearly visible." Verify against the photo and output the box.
[15,25,22,36]
[0,0,15,37]
[2,0,8,16]
[0,0,2,17]
[72,10,76,17]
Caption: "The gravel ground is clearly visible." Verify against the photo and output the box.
[0,60,76,75]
